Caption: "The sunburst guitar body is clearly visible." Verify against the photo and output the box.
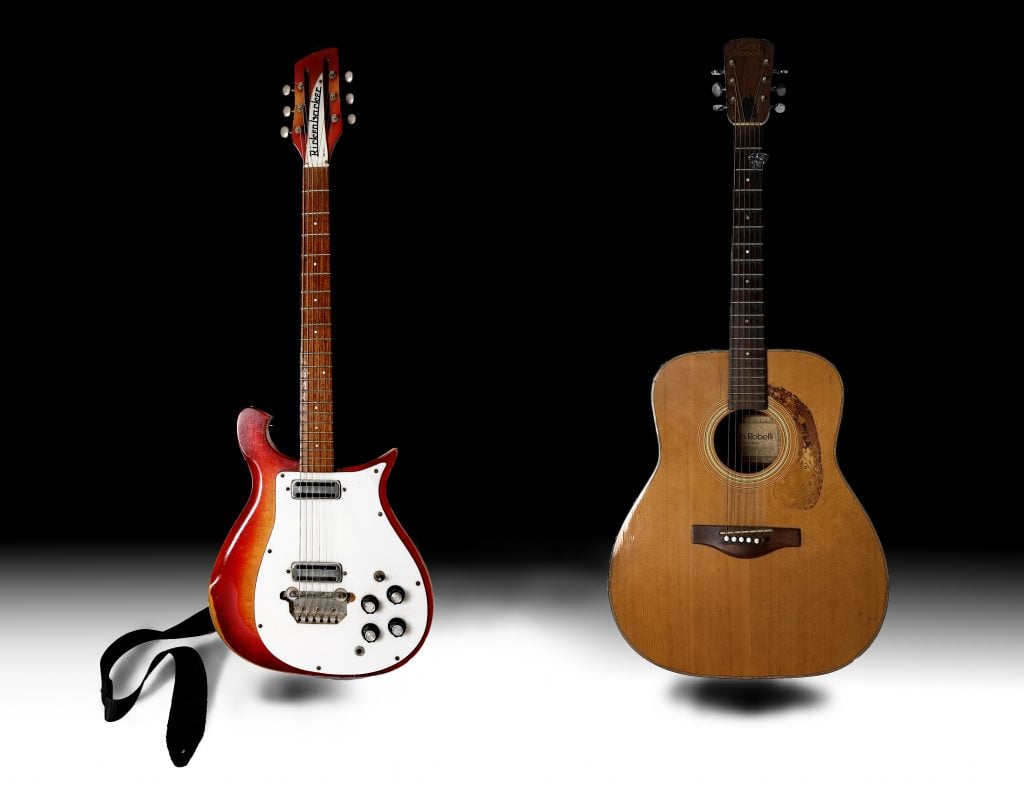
[209,49,432,678]
[608,40,886,678]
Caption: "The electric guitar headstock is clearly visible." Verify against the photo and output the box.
[712,38,787,125]
[280,48,355,166]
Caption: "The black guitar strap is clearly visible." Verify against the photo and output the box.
[99,607,217,767]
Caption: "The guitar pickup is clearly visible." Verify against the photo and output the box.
[290,562,343,582]
[290,480,342,499]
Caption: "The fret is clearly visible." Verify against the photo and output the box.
[299,166,335,472]
[734,207,762,211]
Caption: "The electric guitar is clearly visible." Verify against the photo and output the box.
[209,49,433,677]
[608,38,887,678]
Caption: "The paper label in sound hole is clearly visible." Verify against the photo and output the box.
[739,413,780,464]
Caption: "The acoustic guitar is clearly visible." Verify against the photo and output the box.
[208,49,433,677]
[608,38,887,678]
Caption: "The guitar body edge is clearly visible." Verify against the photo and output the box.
[209,407,434,678]
[608,350,888,678]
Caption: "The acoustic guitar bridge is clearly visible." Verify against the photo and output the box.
[692,525,801,559]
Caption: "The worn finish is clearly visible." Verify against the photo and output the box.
[609,350,887,678]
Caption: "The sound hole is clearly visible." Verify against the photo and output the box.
[713,410,780,474]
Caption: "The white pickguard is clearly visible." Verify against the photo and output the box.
[254,465,428,675]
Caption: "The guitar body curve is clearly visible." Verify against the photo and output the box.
[209,407,433,678]
[609,350,887,678]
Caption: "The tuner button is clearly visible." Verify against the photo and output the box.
[361,595,379,614]
[386,585,405,605]
[280,126,289,138]
[282,84,292,96]
[774,103,786,113]
[344,70,354,83]
[345,92,354,104]
[774,84,787,97]
[712,104,727,112]
[361,623,380,643]
[283,105,291,117]
[712,82,724,97]
[347,113,356,125]
[773,69,789,75]
[710,69,724,76]
[388,617,406,638]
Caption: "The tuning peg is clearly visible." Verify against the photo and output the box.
[713,104,727,112]
[344,70,354,83]
[345,92,354,104]
[712,82,724,97]
[773,69,789,75]
[773,84,787,97]
[280,126,289,138]
[774,103,786,113]
[711,69,724,76]
[283,105,291,116]
[282,84,292,96]
[347,113,356,125]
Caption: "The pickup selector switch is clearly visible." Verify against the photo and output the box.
[386,585,405,604]
[361,595,379,614]
[388,618,406,637]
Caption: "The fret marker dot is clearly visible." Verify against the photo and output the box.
[745,249,750,254]
[746,177,750,182]
[746,352,750,356]
[746,215,750,220]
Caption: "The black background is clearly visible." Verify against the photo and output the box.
[48,18,983,564]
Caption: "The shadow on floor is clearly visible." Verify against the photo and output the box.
[670,678,827,714]
[258,674,347,703]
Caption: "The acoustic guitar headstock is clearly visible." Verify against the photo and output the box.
[711,38,787,125]
[280,48,355,166]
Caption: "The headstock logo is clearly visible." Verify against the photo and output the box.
[309,83,322,157]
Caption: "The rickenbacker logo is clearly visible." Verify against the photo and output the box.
[309,82,322,157]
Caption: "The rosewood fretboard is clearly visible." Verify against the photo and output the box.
[299,166,334,472]
[728,123,767,411]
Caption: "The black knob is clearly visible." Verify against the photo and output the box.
[373,570,385,582]
[361,595,379,614]
[388,617,406,637]
[361,623,380,642]
[386,585,405,604]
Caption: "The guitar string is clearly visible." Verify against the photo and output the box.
[727,89,736,534]
[742,120,750,529]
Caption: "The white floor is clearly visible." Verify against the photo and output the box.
[2,557,1020,807]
